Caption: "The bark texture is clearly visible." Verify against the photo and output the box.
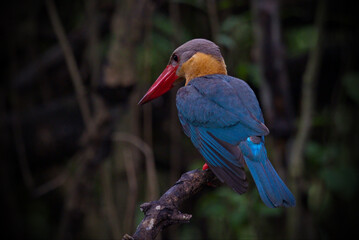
[123,169,219,240]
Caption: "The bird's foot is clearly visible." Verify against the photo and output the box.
[202,163,209,171]
[202,163,216,187]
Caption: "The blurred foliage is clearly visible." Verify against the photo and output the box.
[343,73,359,105]
[285,26,317,57]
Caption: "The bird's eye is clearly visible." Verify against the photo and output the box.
[173,54,178,62]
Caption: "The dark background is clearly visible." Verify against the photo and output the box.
[1,0,359,239]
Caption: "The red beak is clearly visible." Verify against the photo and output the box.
[139,65,179,105]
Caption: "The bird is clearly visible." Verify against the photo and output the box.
[139,39,295,208]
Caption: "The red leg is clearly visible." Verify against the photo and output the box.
[202,163,216,187]
[202,163,209,170]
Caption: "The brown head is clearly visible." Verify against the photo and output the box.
[139,39,227,104]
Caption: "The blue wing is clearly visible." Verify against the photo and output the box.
[178,112,248,194]
[177,74,295,207]
[177,75,269,145]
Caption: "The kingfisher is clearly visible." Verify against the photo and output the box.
[139,39,295,208]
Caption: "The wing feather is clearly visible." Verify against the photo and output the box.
[177,75,268,145]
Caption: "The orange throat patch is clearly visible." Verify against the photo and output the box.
[179,52,227,85]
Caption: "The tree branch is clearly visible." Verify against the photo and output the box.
[46,0,93,131]
[288,1,326,239]
[123,169,219,240]
[251,0,294,136]
[113,132,159,201]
